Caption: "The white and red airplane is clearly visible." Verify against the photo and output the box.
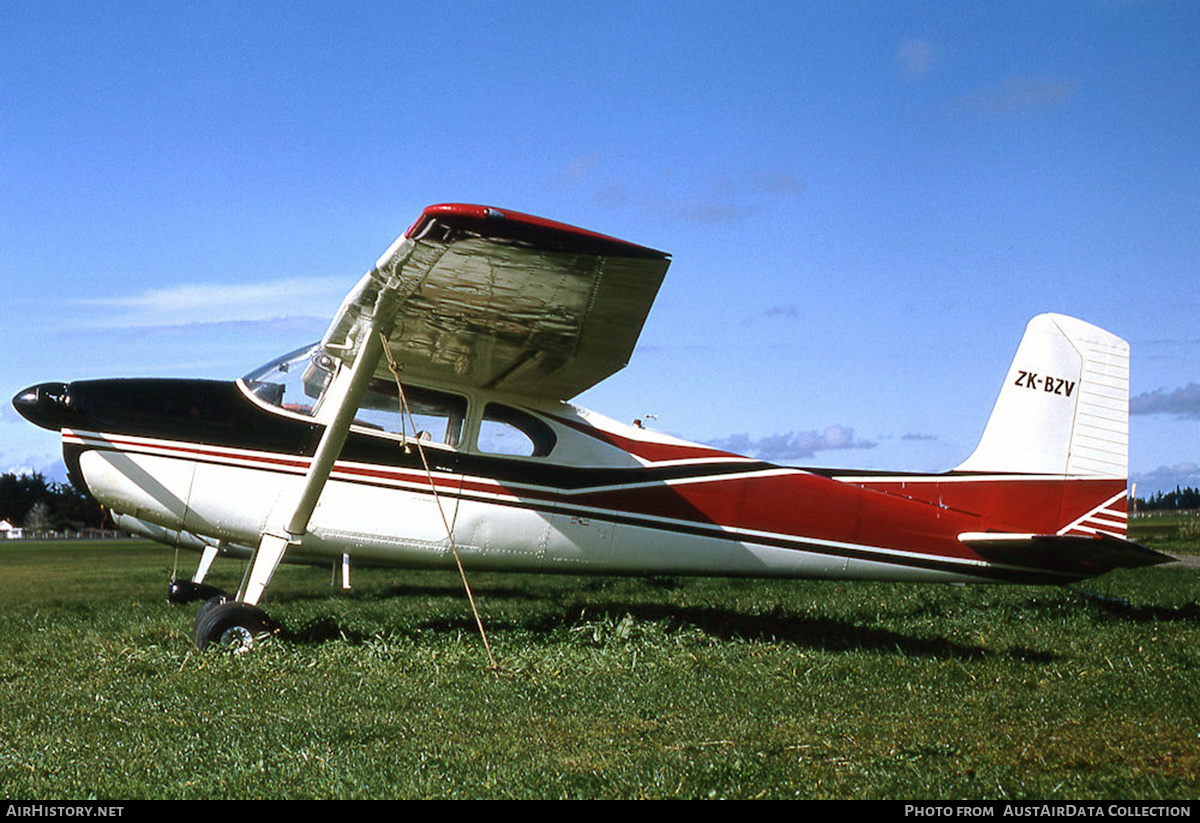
[13,204,1171,651]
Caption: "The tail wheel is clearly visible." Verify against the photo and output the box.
[168,580,226,604]
[194,598,276,653]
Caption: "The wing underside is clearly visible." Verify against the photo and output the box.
[320,204,671,401]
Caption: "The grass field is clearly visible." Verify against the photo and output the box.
[1,518,1197,800]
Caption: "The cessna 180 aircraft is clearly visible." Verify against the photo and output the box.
[13,203,1171,651]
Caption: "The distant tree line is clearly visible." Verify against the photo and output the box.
[0,472,106,530]
[1134,486,1200,513]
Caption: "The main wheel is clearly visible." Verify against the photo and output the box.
[192,594,228,647]
[194,599,276,653]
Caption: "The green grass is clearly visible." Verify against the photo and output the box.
[0,528,1197,800]
[1131,512,1200,556]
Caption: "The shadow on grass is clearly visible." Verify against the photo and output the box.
[554,601,1057,662]
[272,578,609,605]
[1077,590,1200,623]
[274,595,1056,662]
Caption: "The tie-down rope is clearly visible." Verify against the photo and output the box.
[378,332,498,672]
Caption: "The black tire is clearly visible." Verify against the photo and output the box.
[194,599,275,653]
[192,594,228,647]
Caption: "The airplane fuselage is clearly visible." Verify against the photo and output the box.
[17,373,1135,588]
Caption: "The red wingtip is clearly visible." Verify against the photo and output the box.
[405,203,668,259]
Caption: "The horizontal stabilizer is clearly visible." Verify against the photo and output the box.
[960,532,1175,578]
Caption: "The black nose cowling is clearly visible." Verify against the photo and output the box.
[13,382,73,431]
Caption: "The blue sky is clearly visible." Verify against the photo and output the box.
[1,1,1197,496]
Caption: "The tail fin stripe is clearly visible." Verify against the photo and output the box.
[1057,490,1128,539]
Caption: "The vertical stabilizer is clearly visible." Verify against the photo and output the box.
[956,314,1128,478]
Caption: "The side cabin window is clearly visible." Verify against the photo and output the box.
[244,346,555,457]
[477,403,556,458]
[353,379,467,448]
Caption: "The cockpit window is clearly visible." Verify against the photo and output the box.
[242,343,333,417]
[243,343,467,448]
[353,378,467,448]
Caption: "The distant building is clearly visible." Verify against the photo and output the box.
[0,519,24,539]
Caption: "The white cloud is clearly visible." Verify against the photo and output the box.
[707,425,876,462]
[588,168,806,226]
[954,76,1078,116]
[741,305,799,326]
[1132,462,1200,495]
[897,38,935,80]
[1131,383,1200,420]
[71,276,348,329]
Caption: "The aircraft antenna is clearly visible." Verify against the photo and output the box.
[379,333,500,673]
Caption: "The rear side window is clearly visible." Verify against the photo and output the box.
[478,404,556,457]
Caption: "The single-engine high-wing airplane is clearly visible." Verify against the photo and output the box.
[13,203,1173,651]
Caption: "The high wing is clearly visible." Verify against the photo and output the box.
[319,204,671,401]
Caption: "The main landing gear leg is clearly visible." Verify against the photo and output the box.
[192,532,291,652]
[192,329,385,651]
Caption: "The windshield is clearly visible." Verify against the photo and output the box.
[241,344,466,447]
[242,343,334,417]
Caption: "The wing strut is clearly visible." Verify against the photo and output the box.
[236,328,385,607]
